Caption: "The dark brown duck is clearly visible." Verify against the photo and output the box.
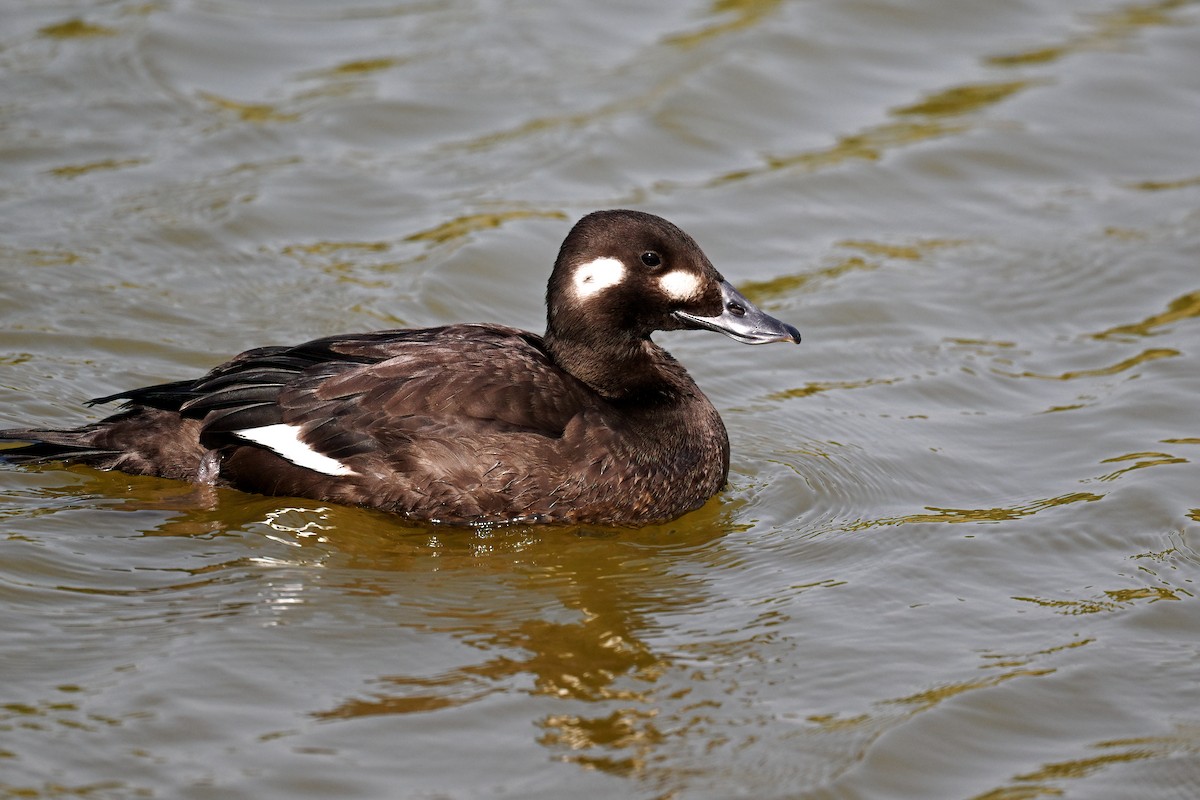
[0,210,800,526]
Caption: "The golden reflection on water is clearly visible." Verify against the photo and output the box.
[174,497,740,775]
[981,636,1095,669]
[322,57,401,77]
[539,708,664,777]
[38,19,117,39]
[403,209,568,244]
[767,377,899,402]
[739,237,969,307]
[1129,175,1200,191]
[986,0,1192,68]
[280,241,399,290]
[1092,289,1200,340]
[892,81,1038,118]
[1013,586,1185,615]
[876,491,1103,528]
[48,159,147,179]
[277,208,570,294]
[285,241,392,256]
[885,668,1056,712]
[198,91,300,124]
[664,0,785,49]
[1012,529,1196,615]
[306,552,694,773]
[972,724,1200,800]
[737,256,873,302]
[1000,348,1179,381]
[7,248,83,267]
[1096,451,1189,482]
[709,118,969,187]
[314,589,672,719]
[838,238,969,261]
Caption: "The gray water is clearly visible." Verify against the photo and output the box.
[2,1,1199,798]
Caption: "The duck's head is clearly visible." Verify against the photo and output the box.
[546,209,801,349]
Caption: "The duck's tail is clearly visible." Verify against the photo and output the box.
[0,425,124,467]
[0,408,208,482]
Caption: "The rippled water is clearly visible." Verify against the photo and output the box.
[2,0,1199,798]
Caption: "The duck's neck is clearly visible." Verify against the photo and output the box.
[543,330,691,403]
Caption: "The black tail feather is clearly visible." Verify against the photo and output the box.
[87,378,202,411]
[0,429,117,466]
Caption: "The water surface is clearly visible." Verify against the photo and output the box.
[2,1,1199,798]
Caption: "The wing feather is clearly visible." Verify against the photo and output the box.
[173,325,591,471]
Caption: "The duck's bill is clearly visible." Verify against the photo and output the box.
[674,280,801,345]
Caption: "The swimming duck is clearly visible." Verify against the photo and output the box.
[0,210,800,526]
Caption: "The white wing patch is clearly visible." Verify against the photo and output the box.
[235,424,355,476]
[572,256,626,299]
[659,270,702,301]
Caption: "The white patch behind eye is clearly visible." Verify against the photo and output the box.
[572,256,626,299]
[659,270,702,301]
[236,423,355,476]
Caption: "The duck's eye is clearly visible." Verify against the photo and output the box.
[640,251,662,268]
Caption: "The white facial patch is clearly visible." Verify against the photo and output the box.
[658,270,702,302]
[572,256,626,299]
[235,424,354,476]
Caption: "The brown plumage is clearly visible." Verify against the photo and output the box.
[1,210,800,526]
